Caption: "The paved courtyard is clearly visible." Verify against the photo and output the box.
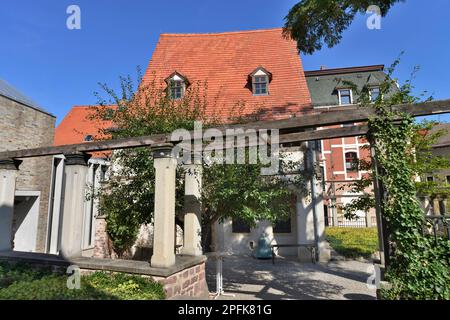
[206,256,377,300]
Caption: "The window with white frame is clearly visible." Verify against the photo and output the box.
[250,67,271,96]
[370,87,381,102]
[345,152,358,172]
[338,89,352,105]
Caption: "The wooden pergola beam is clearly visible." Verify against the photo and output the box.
[1,99,449,159]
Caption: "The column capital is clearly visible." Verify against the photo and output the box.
[64,152,91,166]
[151,143,175,159]
[0,158,22,170]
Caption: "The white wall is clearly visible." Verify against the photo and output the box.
[217,213,298,256]
[13,191,40,252]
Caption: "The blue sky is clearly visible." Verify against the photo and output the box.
[1,0,449,125]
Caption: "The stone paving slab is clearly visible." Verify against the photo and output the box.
[206,255,376,300]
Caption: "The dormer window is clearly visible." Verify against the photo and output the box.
[165,71,188,100]
[249,67,272,96]
[369,87,381,102]
[338,88,353,105]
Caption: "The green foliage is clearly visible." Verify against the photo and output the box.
[92,71,302,255]
[364,63,450,299]
[92,72,215,256]
[202,152,303,228]
[0,262,164,300]
[283,0,403,54]
[326,227,378,258]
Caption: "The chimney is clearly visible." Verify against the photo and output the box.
[320,65,327,70]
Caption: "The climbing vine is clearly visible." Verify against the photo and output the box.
[365,63,450,299]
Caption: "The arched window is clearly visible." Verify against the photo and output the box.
[345,152,358,172]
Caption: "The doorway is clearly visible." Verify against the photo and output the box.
[13,191,40,252]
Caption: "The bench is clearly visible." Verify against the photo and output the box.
[271,244,317,264]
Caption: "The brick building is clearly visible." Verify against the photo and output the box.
[305,65,398,227]
[0,79,55,252]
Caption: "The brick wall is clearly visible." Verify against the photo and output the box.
[92,217,114,258]
[0,95,55,252]
[155,262,208,299]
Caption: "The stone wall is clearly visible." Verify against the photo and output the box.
[0,95,55,252]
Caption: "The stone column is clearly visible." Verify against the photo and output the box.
[311,165,330,262]
[181,164,203,256]
[59,153,90,258]
[296,142,330,262]
[0,159,21,251]
[296,187,315,262]
[151,144,177,268]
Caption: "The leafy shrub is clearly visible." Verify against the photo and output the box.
[326,227,378,258]
[0,262,164,300]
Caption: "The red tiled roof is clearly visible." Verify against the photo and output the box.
[54,105,115,158]
[55,29,313,150]
[142,28,312,121]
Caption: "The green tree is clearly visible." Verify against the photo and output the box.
[283,0,403,54]
[91,71,302,256]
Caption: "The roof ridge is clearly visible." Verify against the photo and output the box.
[0,78,55,117]
[160,28,283,37]
[305,65,385,76]
[71,104,116,108]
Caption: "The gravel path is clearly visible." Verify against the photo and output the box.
[206,256,377,300]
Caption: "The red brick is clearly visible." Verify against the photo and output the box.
[183,280,190,289]
[174,285,181,295]
[165,275,177,285]
[190,275,198,285]
[165,287,173,298]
